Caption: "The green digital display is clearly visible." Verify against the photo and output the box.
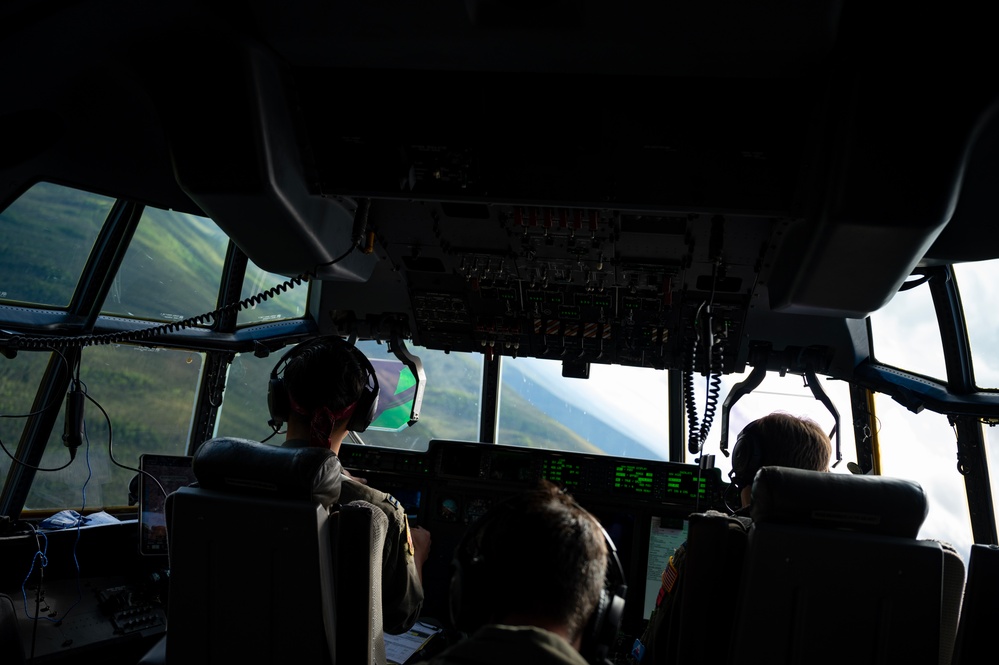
[613,464,654,495]
[540,457,583,489]
[665,468,707,499]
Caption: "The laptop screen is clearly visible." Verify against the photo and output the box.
[138,453,196,557]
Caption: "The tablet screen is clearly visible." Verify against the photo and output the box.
[138,453,196,557]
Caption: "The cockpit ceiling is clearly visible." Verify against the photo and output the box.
[250,1,846,77]
[293,69,816,215]
[316,200,872,379]
[2,2,998,371]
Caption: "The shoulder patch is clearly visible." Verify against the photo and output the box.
[655,544,687,608]
[404,518,415,557]
[387,494,401,510]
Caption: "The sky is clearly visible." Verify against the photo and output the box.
[862,259,999,566]
[515,261,999,568]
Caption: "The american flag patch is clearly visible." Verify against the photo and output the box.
[662,557,679,593]
[655,557,680,607]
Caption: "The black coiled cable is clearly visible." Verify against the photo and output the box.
[2,272,310,351]
[698,341,723,446]
[685,336,701,454]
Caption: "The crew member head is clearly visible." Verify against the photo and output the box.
[729,411,832,507]
[450,480,609,650]
[278,337,374,450]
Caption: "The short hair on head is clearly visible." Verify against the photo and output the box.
[458,480,608,638]
[748,411,832,472]
[281,337,366,417]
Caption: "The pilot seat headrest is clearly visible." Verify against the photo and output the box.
[750,466,928,539]
[192,437,343,508]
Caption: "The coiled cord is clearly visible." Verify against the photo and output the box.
[698,342,723,445]
[3,271,310,351]
[685,336,701,454]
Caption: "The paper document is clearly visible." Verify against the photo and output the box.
[384,621,444,665]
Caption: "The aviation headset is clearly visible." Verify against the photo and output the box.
[266,336,380,434]
[728,419,764,490]
[448,489,628,665]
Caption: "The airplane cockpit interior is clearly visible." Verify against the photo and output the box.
[2,3,999,665]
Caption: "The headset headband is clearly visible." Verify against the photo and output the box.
[266,336,379,434]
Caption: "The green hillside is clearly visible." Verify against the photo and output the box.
[0,181,591,513]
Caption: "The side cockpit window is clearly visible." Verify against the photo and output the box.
[0,182,114,308]
[0,181,310,514]
[100,206,307,326]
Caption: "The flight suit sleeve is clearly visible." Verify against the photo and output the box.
[378,493,425,634]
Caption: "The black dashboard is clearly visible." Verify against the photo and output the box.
[338,439,727,644]
[0,441,726,664]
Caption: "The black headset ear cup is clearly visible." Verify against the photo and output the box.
[266,337,380,432]
[267,341,306,430]
[582,529,627,663]
[267,375,289,429]
[344,345,379,432]
[582,588,626,664]
[730,421,764,489]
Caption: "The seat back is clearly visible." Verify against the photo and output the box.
[164,437,344,665]
[661,510,749,665]
[951,543,999,665]
[333,500,389,665]
[729,466,958,665]
[938,541,966,665]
